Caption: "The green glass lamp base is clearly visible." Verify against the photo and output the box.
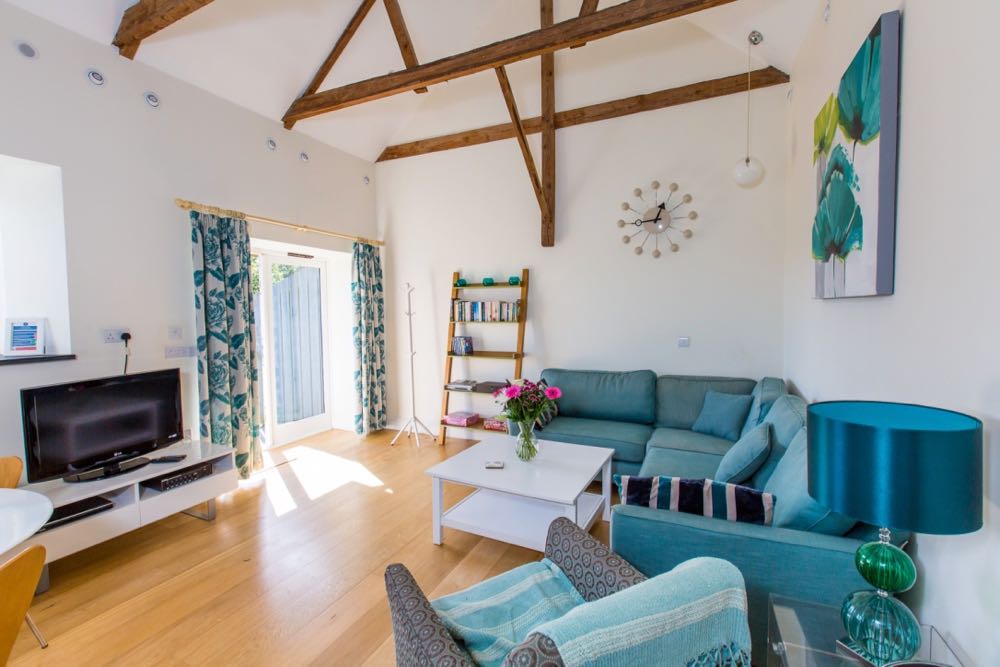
[841,529,921,666]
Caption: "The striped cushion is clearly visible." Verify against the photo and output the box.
[614,475,775,526]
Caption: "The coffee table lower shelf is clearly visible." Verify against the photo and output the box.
[440,488,604,552]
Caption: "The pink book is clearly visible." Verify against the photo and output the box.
[444,411,481,426]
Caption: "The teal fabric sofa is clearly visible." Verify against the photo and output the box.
[538,369,783,476]
[535,368,894,663]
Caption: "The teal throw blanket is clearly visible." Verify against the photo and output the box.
[431,557,585,666]
[533,557,751,667]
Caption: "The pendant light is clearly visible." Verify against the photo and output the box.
[733,30,765,188]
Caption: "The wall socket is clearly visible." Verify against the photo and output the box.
[165,345,197,358]
[102,328,130,344]
[167,326,183,341]
[677,336,691,348]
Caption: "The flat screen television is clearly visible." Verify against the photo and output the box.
[21,369,183,483]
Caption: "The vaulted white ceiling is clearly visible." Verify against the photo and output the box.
[7,0,818,161]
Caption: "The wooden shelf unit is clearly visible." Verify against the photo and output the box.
[439,268,529,444]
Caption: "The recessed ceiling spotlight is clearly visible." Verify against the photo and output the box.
[14,41,38,60]
[144,91,160,108]
[266,137,278,151]
[86,69,106,86]
[299,152,310,162]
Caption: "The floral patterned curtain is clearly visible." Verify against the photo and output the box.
[352,242,387,434]
[190,211,262,478]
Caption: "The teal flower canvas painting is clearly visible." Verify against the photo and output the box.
[812,11,900,298]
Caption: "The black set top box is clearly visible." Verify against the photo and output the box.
[140,461,215,492]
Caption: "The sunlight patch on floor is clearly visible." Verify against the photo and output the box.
[246,450,299,517]
[284,445,384,501]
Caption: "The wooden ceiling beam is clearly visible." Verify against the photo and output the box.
[112,0,215,59]
[285,0,377,130]
[495,67,549,226]
[540,0,556,247]
[572,0,601,47]
[377,67,789,162]
[283,0,736,124]
[382,0,428,94]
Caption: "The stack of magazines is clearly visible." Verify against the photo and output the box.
[445,380,477,391]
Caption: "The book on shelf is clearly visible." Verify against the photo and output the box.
[450,336,474,355]
[474,381,506,394]
[443,411,481,426]
[451,299,521,323]
[445,380,478,391]
[482,417,508,432]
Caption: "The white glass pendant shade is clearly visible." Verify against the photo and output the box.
[733,156,764,188]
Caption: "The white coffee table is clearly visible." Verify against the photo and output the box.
[425,435,614,551]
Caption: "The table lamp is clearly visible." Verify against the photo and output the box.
[807,401,983,666]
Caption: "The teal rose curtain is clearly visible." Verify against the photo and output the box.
[352,242,387,434]
[190,211,262,479]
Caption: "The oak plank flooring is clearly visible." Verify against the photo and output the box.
[10,429,609,666]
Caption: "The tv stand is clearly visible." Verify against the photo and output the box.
[16,440,236,588]
[62,456,151,483]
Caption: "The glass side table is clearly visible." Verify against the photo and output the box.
[768,595,963,667]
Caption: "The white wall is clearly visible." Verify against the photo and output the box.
[0,2,374,475]
[375,29,789,429]
[0,154,72,354]
[782,2,1000,664]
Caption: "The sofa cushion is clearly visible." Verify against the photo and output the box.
[639,447,723,479]
[431,557,584,666]
[715,423,771,484]
[540,369,656,424]
[615,476,775,526]
[540,416,652,463]
[740,377,787,438]
[647,427,734,456]
[655,375,756,429]
[692,390,753,441]
[749,394,808,489]
[764,430,857,536]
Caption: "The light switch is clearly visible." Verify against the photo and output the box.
[677,337,691,348]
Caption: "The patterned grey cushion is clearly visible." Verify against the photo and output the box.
[544,517,647,602]
[384,563,473,666]
[502,632,565,667]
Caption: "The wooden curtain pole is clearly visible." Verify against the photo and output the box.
[174,198,385,247]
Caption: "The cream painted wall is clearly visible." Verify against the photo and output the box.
[0,2,374,472]
[782,2,1000,664]
[375,80,788,431]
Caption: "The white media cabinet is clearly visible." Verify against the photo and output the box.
[19,440,237,568]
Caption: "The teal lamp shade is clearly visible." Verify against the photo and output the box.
[807,401,983,666]
[807,401,983,534]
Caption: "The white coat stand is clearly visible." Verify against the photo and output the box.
[391,283,435,447]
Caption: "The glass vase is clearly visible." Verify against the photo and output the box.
[514,420,538,462]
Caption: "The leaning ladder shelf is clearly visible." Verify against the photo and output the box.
[439,268,529,444]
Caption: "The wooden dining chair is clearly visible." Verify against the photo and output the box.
[0,545,46,664]
[0,456,22,489]
[0,456,49,651]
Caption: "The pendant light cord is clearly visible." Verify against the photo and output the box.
[745,37,752,165]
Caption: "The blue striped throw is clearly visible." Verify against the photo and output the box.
[431,557,584,666]
[615,475,775,526]
[533,557,752,667]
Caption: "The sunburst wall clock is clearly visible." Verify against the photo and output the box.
[616,181,698,258]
